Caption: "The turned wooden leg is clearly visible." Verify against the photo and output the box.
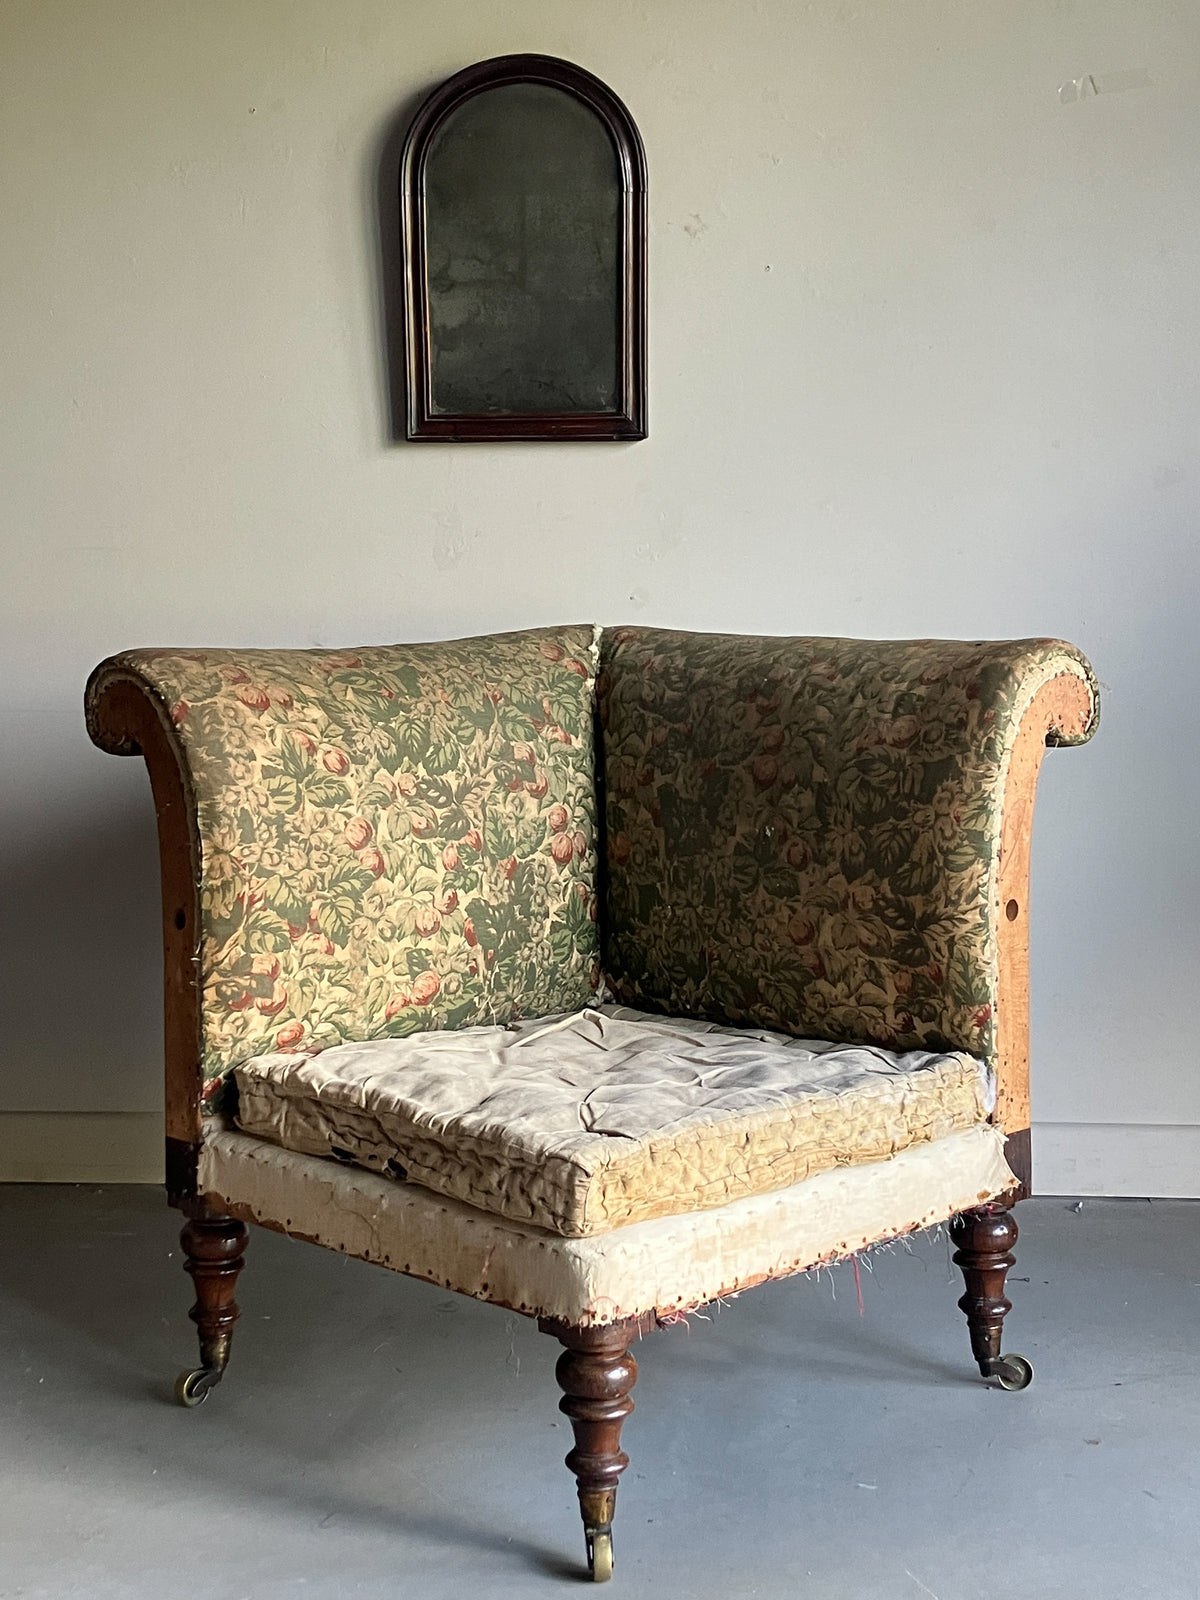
[950,1201,1033,1390]
[541,1320,638,1583]
[176,1212,248,1407]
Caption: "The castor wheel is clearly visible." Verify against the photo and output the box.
[990,1353,1034,1392]
[586,1528,614,1583]
[174,1367,222,1407]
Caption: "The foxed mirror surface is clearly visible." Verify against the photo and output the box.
[423,82,621,416]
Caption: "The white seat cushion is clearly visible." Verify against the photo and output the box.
[232,1006,992,1237]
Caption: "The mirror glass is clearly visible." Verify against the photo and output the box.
[423,83,621,416]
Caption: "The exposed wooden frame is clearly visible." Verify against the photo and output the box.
[85,671,205,1206]
[993,671,1095,1196]
[400,54,648,442]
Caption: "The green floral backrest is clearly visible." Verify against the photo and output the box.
[598,627,1098,1062]
[90,628,601,1101]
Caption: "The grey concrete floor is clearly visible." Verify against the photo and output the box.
[1,1188,1197,1600]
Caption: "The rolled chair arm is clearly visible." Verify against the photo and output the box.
[86,663,205,1193]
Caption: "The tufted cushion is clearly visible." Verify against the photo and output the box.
[230,1005,991,1237]
[90,628,602,1100]
[598,628,1098,1063]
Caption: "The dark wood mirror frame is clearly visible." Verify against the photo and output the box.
[401,55,647,442]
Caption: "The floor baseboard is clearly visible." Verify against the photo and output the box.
[0,1113,162,1183]
[1033,1121,1200,1198]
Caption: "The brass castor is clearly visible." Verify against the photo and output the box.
[987,1353,1034,1392]
[174,1367,223,1407]
[586,1527,614,1583]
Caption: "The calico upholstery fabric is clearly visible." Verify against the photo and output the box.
[599,629,1098,1063]
[232,1005,991,1237]
[199,1122,1017,1326]
[86,628,602,1103]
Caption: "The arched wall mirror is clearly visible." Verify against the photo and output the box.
[402,55,647,441]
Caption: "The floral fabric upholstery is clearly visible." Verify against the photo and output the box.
[88,628,601,1103]
[598,628,1098,1064]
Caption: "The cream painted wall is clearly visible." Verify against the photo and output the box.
[2,0,1197,1191]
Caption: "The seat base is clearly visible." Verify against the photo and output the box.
[197,1121,1015,1327]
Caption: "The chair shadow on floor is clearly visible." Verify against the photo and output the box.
[0,1180,581,1577]
[0,805,1123,1580]
[6,1170,1171,1581]
[0,802,988,1579]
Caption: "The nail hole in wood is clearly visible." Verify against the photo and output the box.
[1005,899,1019,920]
[174,909,187,929]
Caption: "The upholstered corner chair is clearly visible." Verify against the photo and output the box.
[86,625,1097,1582]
